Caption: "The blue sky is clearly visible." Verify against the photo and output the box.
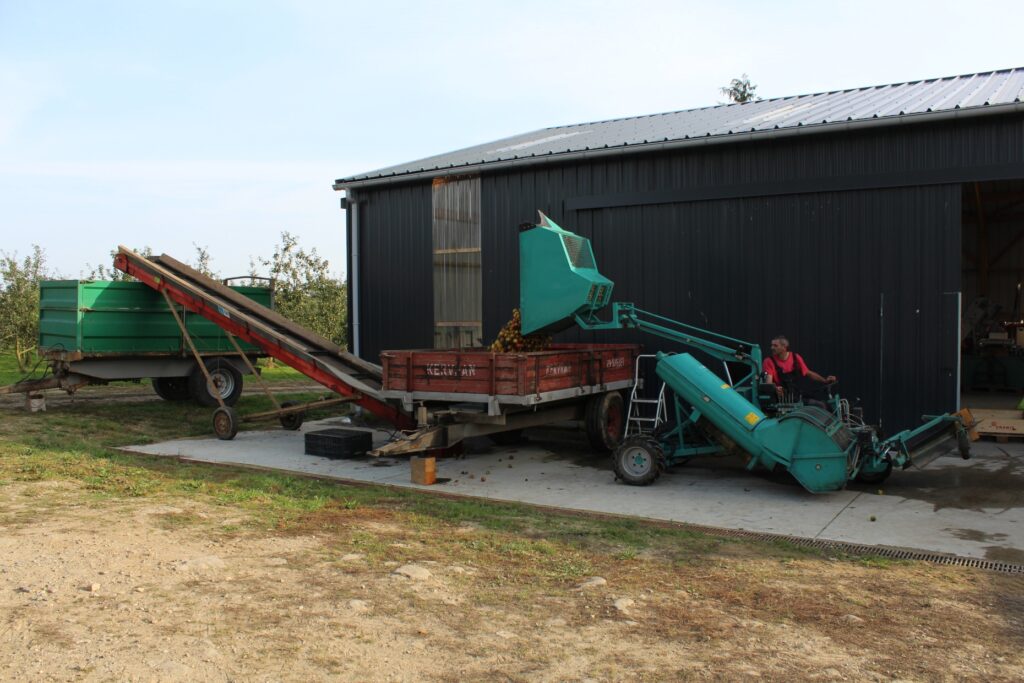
[2,0,1022,278]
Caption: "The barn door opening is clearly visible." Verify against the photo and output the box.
[960,179,1024,411]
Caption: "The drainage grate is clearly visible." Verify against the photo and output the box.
[675,522,1024,575]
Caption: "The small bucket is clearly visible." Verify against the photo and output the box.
[26,393,46,413]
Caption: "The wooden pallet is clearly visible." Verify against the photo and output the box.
[969,408,1024,442]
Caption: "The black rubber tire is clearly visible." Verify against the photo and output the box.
[612,435,665,486]
[855,460,893,484]
[488,429,524,446]
[279,401,304,431]
[585,391,626,452]
[189,359,243,407]
[212,406,239,441]
[957,428,972,459]
[152,377,190,401]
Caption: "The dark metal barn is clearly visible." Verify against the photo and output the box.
[334,67,1024,433]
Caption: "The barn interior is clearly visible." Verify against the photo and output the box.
[960,179,1024,410]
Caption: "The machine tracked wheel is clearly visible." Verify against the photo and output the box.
[212,406,239,441]
[152,377,191,401]
[855,460,892,485]
[189,359,243,407]
[585,391,626,453]
[279,401,305,431]
[613,435,665,486]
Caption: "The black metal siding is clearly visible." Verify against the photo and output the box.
[353,184,434,359]
[353,114,1024,431]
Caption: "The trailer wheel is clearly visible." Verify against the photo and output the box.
[613,435,664,486]
[212,407,239,440]
[855,460,892,484]
[153,377,190,401]
[189,359,243,407]
[279,401,304,431]
[585,391,625,452]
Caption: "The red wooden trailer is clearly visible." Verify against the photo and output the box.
[375,344,640,456]
[382,344,637,409]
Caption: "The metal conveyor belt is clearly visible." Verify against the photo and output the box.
[114,246,413,428]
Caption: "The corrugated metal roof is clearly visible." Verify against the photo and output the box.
[335,67,1024,188]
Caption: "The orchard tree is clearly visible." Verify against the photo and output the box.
[251,232,347,347]
[0,246,50,371]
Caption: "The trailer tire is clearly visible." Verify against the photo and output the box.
[153,377,191,401]
[613,435,664,485]
[855,460,892,484]
[279,401,304,431]
[212,406,239,440]
[585,391,625,452]
[189,359,243,407]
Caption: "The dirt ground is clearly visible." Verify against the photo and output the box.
[1,479,1022,682]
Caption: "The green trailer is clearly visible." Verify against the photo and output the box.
[5,279,273,406]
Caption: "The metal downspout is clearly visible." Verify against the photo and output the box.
[350,198,361,359]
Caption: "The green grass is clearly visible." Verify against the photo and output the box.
[0,352,37,385]
[257,359,314,383]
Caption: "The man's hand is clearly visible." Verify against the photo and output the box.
[776,385,784,398]
[825,375,837,384]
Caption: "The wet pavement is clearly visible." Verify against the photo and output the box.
[125,421,1024,563]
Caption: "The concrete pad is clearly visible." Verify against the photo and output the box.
[124,420,1024,563]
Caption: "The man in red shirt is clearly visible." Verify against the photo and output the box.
[763,336,836,402]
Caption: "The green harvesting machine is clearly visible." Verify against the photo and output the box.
[518,213,973,493]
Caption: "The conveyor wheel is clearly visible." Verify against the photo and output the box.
[613,435,665,486]
[957,429,972,459]
[212,406,239,440]
[585,391,625,452]
[279,401,305,431]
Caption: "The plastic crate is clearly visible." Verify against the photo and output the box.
[304,428,373,459]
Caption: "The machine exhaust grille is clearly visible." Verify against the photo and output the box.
[562,234,595,269]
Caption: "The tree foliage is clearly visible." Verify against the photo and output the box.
[720,74,760,103]
[251,232,347,347]
[0,246,51,371]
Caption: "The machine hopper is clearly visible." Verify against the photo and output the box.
[519,212,614,335]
